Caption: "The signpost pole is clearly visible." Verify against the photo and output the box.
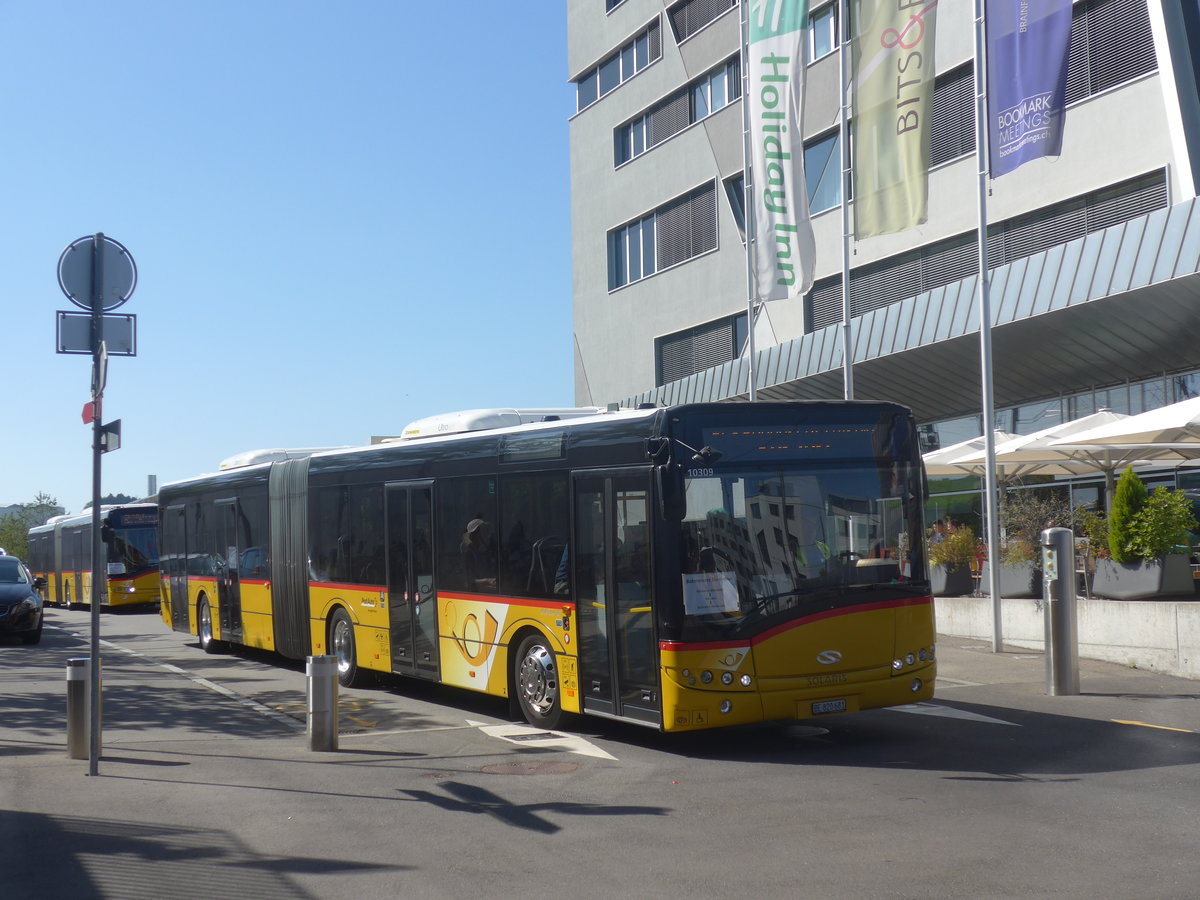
[88,233,104,776]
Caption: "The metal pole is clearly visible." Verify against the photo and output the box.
[1041,527,1079,695]
[838,0,854,400]
[739,0,758,401]
[307,656,339,751]
[88,232,105,774]
[973,4,1003,652]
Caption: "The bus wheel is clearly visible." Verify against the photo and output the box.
[197,597,223,653]
[330,608,363,688]
[514,634,563,730]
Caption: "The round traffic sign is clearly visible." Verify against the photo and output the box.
[58,234,137,311]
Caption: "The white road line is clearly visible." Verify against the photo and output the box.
[889,702,1021,726]
[470,720,618,759]
[68,630,303,731]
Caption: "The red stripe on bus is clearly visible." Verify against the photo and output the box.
[659,595,933,653]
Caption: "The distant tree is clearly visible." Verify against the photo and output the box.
[0,492,63,560]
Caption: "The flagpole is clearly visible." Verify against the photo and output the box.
[740,0,758,402]
[838,0,853,400]
[974,0,1003,652]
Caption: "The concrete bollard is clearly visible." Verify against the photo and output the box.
[307,655,339,751]
[1041,527,1080,696]
[66,657,100,759]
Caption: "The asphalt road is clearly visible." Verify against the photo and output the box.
[3,605,1200,899]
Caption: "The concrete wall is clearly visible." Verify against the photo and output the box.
[936,596,1200,681]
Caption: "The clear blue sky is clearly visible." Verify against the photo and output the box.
[1,2,575,515]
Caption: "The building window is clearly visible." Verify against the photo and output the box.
[575,18,662,112]
[608,213,656,290]
[656,311,748,385]
[929,64,975,168]
[609,182,718,290]
[810,3,837,61]
[606,0,627,11]
[1065,0,1157,102]
[668,0,738,43]
[615,56,740,165]
[804,131,842,214]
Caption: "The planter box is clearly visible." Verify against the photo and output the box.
[930,563,975,597]
[979,561,1041,599]
[1091,553,1194,601]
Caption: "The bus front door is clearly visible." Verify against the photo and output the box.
[574,470,659,726]
[385,482,439,680]
[215,500,245,644]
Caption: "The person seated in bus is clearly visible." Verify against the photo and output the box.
[461,517,497,591]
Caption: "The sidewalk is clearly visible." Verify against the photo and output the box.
[3,628,1199,899]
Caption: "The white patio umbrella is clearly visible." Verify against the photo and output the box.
[921,431,1018,476]
[1051,396,1200,446]
[950,412,1122,480]
[958,408,1200,507]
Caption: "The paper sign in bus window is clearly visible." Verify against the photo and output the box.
[683,572,739,615]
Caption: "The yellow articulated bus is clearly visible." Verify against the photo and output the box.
[157,402,935,732]
[27,504,161,609]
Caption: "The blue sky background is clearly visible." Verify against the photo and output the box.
[1,2,575,514]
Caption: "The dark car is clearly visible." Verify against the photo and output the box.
[0,555,45,645]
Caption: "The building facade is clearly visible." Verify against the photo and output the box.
[567,0,1200,483]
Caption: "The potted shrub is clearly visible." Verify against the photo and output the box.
[928,525,977,596]
[1092,467,1197,600]
[981,488,1070,598]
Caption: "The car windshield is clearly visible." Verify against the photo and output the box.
[0,558,28,583]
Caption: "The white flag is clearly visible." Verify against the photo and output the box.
[748,0,816,301]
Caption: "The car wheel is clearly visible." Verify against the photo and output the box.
[197,597,224,653]
[514,634,564,730]
[330,608,363,687]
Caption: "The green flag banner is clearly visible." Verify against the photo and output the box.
[748,0,815,301]
[851,0,938,238]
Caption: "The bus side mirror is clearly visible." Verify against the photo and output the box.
[656,463,686,521]
[100,525,113,543]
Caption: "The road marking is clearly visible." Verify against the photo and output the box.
[71,631,303,731]
[889,702,1021,726]
[934,676,983,688]
[1113,719,1195,734]
[469,720,618,760]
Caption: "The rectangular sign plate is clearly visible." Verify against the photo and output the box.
[56,311,137,355]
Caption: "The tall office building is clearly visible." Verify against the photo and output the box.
[567,0,1200,475]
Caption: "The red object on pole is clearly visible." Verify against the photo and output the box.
[82,400,98,424]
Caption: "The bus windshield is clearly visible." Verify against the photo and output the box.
[108,526,160,574]
[673,417,928,642]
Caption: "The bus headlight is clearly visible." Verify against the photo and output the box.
[720,672,733,685]
[892,658,904,671]
[720,700,733,714]
[700,670,713,684]
[739,674,752,687]
[911,678,923,692]
[905,653,916,666]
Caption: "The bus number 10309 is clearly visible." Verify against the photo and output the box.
[687,468,715,477]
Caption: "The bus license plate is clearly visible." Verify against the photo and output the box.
[811,699,847,716]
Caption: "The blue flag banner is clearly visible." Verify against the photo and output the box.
[986,0,1072,177]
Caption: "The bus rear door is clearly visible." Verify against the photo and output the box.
[214,499,245,645]
[573,469,659,726]
[385,482,439,680]
[163,505,189,631]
